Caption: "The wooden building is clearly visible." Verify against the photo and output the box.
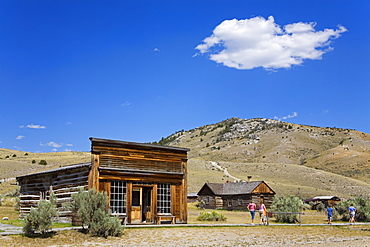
[17,138,190,224]
[197,181,275,210]
[305,196,341,208]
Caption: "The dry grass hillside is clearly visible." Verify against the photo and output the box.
[1,118,369,200]
[0,149,90,195]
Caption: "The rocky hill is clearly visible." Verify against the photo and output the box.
[1,118,369,199]
[153,117,370,198]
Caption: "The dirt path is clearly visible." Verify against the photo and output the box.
[2,225,370,246]
[209,161,241,182]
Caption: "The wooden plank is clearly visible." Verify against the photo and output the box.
[88,154,100,190]
[126,182,132,223]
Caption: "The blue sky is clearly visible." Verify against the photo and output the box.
[1,1,369,152]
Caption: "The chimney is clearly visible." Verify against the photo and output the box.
[247,176,252,183]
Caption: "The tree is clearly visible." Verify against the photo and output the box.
[66,188,122,237]
[270,195,304,223]
[23,196,58,236]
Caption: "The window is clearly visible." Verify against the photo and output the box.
[228,199,232,207]
[205,197,210,205]
[110,181,127,214]
[238,198,242,206]
[157,183,171,214]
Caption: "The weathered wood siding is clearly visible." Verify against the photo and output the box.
[90,138,189,224]
[17,164,90,218]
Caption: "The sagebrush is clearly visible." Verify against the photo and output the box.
[66,188,123,238]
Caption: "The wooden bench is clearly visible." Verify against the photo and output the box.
[156,215,176,224]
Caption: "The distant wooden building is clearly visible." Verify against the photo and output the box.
[17,138,190,224]
[197,180,275,210]
[305,196,341,208]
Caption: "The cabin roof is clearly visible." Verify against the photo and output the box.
[90,137,190,152]
[16,162,91,180]
[305,196,341,202]
[312,196,340,200]
[198,181,274,196]
[187,192,198,198]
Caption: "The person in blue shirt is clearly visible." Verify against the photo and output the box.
[326,205,334,225]
[348,203,356,224]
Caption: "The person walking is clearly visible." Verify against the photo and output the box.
[348,203,356,224]
[258,202,267,225]
[247,200,257,225]
[326,205,334,225]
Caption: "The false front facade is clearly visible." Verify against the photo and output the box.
[17,138,190,224]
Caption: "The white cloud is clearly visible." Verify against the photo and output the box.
[322,109,329,115]
[274,112,298,121]
[16,135,25,140]
[64,148,73,151]
[195,16,347,70]
[65,144,73,147]
[40,141,62,148]
[122,101,132,107]
[153,48,160,52]
[21,124,46,129]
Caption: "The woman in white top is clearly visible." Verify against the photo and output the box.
[259,202,267,225]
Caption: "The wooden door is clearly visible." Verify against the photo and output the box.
[131,187,142,223]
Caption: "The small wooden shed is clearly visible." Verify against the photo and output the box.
[17,138,190,224]
[197,181,275,210]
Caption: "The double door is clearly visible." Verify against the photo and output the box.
[131,186,152,223]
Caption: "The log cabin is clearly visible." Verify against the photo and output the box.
[197,179,275,211]
[16,137,190,224]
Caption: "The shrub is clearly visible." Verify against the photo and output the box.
[196,199,205,209]
[89,209,123,238]
[336,197,370,222]
[39,160,47,165]
[23,198,58,236]
[316,202,326,212]
[66,188,122,237]
[32,160,36,164]
[197,211,226,221]
[270,195,304,223]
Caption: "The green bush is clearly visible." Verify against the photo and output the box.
[23,199,58,236]
[39,160,47,165]
[316,202,326,212]
[336,197,370,222]
[270,195,304,223]
[32,160,36,164]
[89,209,123,238]
[197,211,226,221]
[66,188,122,237]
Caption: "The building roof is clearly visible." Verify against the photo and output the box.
[312,196,340,200]
[16,162,91,179]
[90,137,190,152]
[198,181,272,196]
[187,192,198,198]
[305,196,341,202]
